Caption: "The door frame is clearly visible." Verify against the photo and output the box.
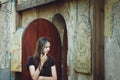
[93,0,104,80]
[52,13,68,80]
[21,18,62,80]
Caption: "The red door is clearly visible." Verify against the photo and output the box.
[22,19,61,80]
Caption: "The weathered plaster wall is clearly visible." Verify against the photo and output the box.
[74,0,92,73]
[0,2,11,80]
[73,0,93,80]
[11,28,25,72]
[17,0,28,4]
[105,0,120,80]
[0,1,16,79]
[0,11,2,44]
[0,3,10,69]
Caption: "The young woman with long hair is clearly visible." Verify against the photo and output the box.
[27,37,57,80]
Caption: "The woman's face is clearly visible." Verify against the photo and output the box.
[42,41,50,54]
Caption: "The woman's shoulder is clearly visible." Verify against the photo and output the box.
[47,55,55,66]
[25,56,34,70]
[28,56,34,60]
[28,56,35,63]
[48,55,54,60]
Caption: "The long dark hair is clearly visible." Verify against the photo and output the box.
[33,37,49,66]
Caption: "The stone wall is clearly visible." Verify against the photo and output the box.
[0,0,16,79]
[17,0,29,4]
[0,2,11,80]
[105,0,120,80]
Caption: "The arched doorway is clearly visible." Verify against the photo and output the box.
[52,14,68,80]
[22,18,61,80]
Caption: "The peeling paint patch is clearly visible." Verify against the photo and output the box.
[74,14,91,74]
[105,1,120,80]
[11,28,24,72]
[104,0,119,38]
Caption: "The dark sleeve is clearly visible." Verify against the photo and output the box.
[49,56,55,67]
[25,56,35,70]
[27,56,35,66]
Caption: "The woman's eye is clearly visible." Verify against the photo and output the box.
[45,46,48,48]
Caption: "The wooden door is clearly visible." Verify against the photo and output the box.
[22,19,61,80]
[93,0,104,80]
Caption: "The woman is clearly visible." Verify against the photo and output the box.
[27,37,57,80]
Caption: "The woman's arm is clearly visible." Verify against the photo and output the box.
[29,65,43,80]
[29,53,47,80]
[38,65,57,80]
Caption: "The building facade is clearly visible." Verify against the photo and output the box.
[0,0,120,80]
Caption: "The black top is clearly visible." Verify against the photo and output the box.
[27,55,55,77]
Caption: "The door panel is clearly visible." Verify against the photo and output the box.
[22,19,61,80]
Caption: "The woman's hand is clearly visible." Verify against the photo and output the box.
[38,76,44,80]
[40,53,47,66]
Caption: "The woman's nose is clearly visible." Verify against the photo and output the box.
[47,47,50,51]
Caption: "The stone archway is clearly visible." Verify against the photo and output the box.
[52,14,68,80]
